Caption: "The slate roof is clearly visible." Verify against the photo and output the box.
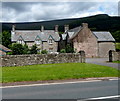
[69,26,81,33]
[11,30,60,42]
[68,32,74,38]
[92,31,115,42]
[0,44,12,52]
[61,34,67,40]
[62,26,115,42]
[69,26,82,39]
[61,26,82,40]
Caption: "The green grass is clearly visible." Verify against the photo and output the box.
[2,63,120,83]
[115,43,120,50]
[113,61,120,63]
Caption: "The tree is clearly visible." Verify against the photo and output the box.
[30,44,37,54]
[2,31,11,48]
[111,30,120,42]
[65,44,74,53]
[10,43,24,55]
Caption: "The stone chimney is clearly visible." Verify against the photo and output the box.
[41,25,44,32]
[12,25,15,32]
[64,25,69,32]
[82,23,88,28]
[55,25,59,32]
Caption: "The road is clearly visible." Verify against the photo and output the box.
[86,58,119,69]
[2,79,119,100]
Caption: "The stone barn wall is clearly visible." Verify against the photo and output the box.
[98,42,115,58]
[72,25,98,58]
[1,53,85,67]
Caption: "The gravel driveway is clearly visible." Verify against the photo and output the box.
[86,58,119,70]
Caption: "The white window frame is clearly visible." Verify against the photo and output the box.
[48,39,53,44]
[35,39,41,45]
[17,39,24,44]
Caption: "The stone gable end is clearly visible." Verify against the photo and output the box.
[73,27,98,57]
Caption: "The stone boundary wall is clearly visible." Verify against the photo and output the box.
[1,53,85,67]
[109,50,120,62]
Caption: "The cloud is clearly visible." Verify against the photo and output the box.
[1,2,119,22]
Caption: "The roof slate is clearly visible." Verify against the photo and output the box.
[12,30,60,42]
[92,31,115,42]
[0,44,12,52]
[69,26,82,39]
[61,34,67,40]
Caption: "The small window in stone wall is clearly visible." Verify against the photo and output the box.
[17,40,24,44]
[48,39,53,44]
[35,39,41,45]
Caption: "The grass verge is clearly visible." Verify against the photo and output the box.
[2,63,120,83]
[115,43,120,51]
[113,61,120,63]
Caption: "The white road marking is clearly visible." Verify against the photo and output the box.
[1,80,102,88]
[78,95,120,101]
[1,78,118,88]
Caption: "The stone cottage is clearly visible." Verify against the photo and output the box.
[60,23,115,57]
[11,25,60,53]
[11,23,115,57]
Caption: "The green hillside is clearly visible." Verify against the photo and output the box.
[1,14,120,46]
[2,14,120,32]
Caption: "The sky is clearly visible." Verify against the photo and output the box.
[1,0,120,22]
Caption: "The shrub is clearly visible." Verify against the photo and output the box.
[60,49,66,53]
[41,50,48,54]
[10,43,24,55]
[23,44,29,54]
[30,44,37,54]
[6,52,12,55]
[65,44,74,53]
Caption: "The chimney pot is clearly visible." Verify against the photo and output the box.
[12,25,15,32]
[64,25,69,32]
[82,23,88,28]
[41,25,44,32]
[55,25,59,32]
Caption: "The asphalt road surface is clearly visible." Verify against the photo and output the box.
[2,79,119,100]
[86,58,119,69]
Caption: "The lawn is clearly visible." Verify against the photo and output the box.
[115,43,120,50]
[2,63,120,83]
[113,61,120,63]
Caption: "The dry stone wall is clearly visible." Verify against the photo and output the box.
[1,53,85,67]
[109,50,120,62]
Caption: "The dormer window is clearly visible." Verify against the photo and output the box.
[17,36,24,44]
[48,35,54,44]
[35,39,41,45]
[48,39,53,44]
[17,39,25,44]
[35,35,41,45]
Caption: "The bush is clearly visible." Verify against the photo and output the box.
[65,44,74,53]
[6,52,12,55]
[10,43,24,55]
[30,44,37,54]
[41,50,48,54]
[60,49,66,53]
[23,44,29,54]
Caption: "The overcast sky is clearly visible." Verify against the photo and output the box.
[1,0,120,22]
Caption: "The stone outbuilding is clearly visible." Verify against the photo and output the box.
[61,23,115,57]
[0,44,12,56]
